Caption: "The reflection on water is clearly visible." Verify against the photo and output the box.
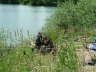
[0,4,55,36]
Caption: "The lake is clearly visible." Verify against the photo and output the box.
[0,4,55,36]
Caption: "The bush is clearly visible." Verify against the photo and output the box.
[45,0,96,34]
[43,0,96,72]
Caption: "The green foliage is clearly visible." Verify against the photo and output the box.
[0,29,8,48]
[0,0,80,6]
[43,0,96,72]
[57,39,78,72]
[46,0,96,34]
[1,0,96,72]
[0,44,34,72]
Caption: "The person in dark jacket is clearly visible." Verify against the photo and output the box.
[35,32,55,54]
[42,35,54,53]
[35,32,43,50]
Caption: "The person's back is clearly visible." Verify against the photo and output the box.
[35,32,43,49]
[42,36,54,53]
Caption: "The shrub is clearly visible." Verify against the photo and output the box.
[43,0,96,72]
[45,0,96,34]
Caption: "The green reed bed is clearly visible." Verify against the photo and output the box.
[0,29,58,72]
[57,41,78,72]
[1,0,96,72]
[0,29,31,72]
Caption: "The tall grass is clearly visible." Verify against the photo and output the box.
[0,28,58,72]
[56,34,79,72]
[43,0,96,72]
[1,0,96,72]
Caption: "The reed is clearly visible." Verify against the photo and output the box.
[0,0,96,72]
[0,28,57,72]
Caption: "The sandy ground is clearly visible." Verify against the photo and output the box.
[76,42,96,72]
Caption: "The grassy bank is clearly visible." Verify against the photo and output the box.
[1,0,96,72]
[43,0,96,71]
[0,29,58,72]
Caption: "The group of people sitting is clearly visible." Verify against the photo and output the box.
[34,32,54,53]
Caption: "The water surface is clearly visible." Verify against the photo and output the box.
[0,4,54,36]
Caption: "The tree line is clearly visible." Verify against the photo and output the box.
[0,0,79,6]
